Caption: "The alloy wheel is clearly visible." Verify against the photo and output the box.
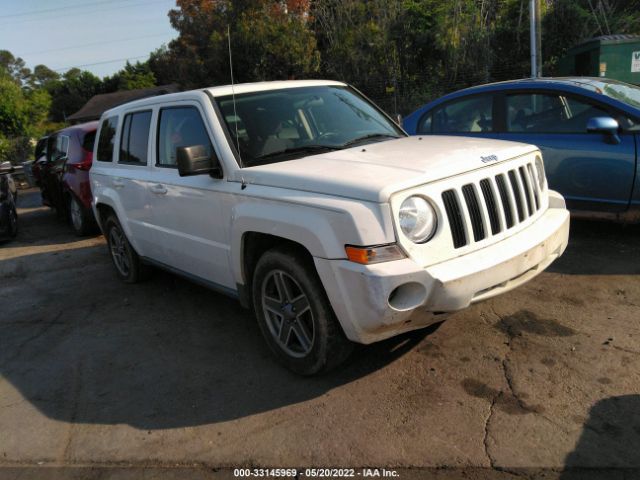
[70,197,83,231]
[261,270,315,358]
[109,227,130,276]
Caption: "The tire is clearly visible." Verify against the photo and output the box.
[252,248,353,375]
[68,195,94,236]
[8,204,17,238]
[104,214,148,283]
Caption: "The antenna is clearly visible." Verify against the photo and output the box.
[227,25,242,166]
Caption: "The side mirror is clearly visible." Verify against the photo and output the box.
[0,161,14,174]
[587,116,620,144]
[177,145,222,178]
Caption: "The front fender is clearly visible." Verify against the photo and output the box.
[229,196,395,286]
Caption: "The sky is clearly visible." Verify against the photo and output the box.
[0,0,178,79]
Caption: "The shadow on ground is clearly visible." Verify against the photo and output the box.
[1,190,439,430]
[560,394,640,479]
[548,218,640,275]
[1,258,437,429]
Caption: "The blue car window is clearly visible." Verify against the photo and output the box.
[507,93,609,133]
[417,112,432,134]
[429,95,493,134]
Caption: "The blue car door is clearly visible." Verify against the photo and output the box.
[497,91,636,213]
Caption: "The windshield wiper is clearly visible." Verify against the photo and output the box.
[254,145,342,161]
[340,133,401,148]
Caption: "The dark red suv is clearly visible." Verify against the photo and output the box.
[39,121,98,235]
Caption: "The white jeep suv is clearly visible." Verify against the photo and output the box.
[90,80,570,374]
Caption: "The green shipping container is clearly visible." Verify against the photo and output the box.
[558,34,640,85]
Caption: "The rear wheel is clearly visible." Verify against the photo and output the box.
[104,215,148,283]
[8,204,17,237]
[69,195,94,236]
[252,248,353,375]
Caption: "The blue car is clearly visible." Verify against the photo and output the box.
[403,77,640,222]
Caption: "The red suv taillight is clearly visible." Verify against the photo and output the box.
[73,149,93,171]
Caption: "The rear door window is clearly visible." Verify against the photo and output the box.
[49,135,69,161]
[96,116,118,162]
[119,111,152,165]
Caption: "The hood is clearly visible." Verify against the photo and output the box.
[235,136,538,203]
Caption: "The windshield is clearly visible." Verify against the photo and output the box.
[214,86,404,167]
[572,78,640,109]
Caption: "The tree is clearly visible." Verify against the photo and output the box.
[46,68,102,122]
[103,61,157,92]
[0,74,51,162]
[0,50,32,87]
[163,0,320,88]
[148,46,177,86]
[0,75,29,136]
[30,64,60,90]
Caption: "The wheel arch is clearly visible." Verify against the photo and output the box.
[93,195,142,251]
[237,231,315,308]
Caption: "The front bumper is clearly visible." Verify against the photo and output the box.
[314,205,570,344]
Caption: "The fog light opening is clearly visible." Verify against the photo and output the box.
[388,282,427,311]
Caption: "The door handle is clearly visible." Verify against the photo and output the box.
[112,178,125,188]
[150,184,167,195]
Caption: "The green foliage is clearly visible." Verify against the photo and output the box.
[160,0,320,88]
[0,74,50,162]
[46,69,103,122]
[0,133,10,162]
[236,2,320,81]
[103,61,157,92]
[0,50,32,87]
[0,75,29,136]
[30,64,60,90]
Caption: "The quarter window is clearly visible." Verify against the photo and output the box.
[119,111,152,165]
[157,106,213,167]
[430,95,493,133]
[506,93,609,133]
[96,116,118,162]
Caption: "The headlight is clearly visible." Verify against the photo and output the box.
[535,156,546,190]
[399,196,437,243]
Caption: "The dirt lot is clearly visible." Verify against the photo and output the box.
[1,189,639,479]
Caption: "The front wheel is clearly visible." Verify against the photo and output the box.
[252,248,353,375]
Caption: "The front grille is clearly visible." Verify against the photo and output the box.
[442,190,467,248]
[461,184,485,241]
[495,174,514,228]
[441,161,543,249]
[479,179,500,235]
[508,170,526,222]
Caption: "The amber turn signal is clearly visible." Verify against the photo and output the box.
[345,244,406,265]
